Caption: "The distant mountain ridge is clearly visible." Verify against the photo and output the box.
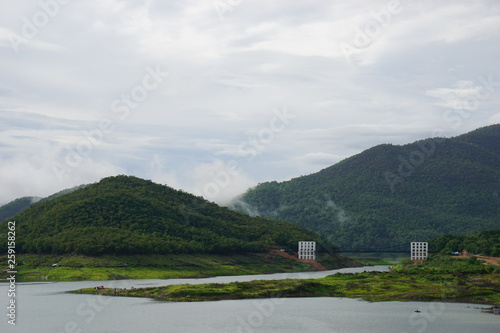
[1,175,324,255]
[0,185,86,221]
[232,124,500,251]
[0,196,40,222]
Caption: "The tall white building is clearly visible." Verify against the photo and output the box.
[411,242,428,260]
[298,241,316,260]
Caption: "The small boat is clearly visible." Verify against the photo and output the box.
[414,310,421,313]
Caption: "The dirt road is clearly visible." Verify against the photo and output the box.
[453,253,500,266]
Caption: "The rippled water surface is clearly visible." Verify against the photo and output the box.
[1,266,497,333]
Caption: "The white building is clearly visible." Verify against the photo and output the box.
[298,241,316,260]
[411,242,428,260]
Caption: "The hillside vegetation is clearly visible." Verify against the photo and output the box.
[0,185,86,221]
[429,228,500,256]
[0,196,39,221]
[1,176,325,255]
[74,255,500,305]
[0,253,357,281]
[232,124,500,251]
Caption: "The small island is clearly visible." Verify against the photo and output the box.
[72,255,499,308]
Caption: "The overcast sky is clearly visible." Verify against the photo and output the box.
[0,0,499,206]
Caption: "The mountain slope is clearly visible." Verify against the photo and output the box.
[429,227,500,256]
[0,196,40,221]
[1,176,324,255]
[0,185,86,221]
[232,124,500,251]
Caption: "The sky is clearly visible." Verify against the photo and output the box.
[0,0,499,206]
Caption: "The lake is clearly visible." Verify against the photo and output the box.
[1,266,498,333]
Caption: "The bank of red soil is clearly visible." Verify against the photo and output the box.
[270,250,328,271]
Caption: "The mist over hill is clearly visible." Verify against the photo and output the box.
[0,185,87,221]
[0,196,40,222]
[1,176,324,255]
[231,124,500,251]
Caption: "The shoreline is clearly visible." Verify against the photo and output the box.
[70,269,500,307]
[0,252,364,282]
[0,265,391,285]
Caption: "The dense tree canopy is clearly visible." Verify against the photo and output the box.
[0,197,38,221]
[429,228,500,256]
[0,185,86,221]
[1,176,324,255]
[232,124,500,251]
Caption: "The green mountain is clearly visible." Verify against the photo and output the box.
[0,196,40,222]
[1,175,324,255]
[0,185,86,221]
[231,124,500,251]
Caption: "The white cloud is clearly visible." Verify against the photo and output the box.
[291,152,346,173]
[0,0,499,205]
[425,80,485,109]
[0,148,124,205]
[185,159,256,205]
[489,113,500,124]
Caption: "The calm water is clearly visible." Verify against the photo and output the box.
[1,266,498,333]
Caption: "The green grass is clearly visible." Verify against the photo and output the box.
[71,255,500,306]
[345,257,395,265]
[72,270,500,305]
[339,252,405,265]
[0,252,354,281]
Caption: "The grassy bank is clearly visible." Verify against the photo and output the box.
[339,252,405,266]
[342,257,395,266]
[0,252,357,281]
[72,256,500,306]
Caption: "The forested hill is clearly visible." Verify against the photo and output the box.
[0,185,86,221]
[429,228,500,256]
[231,124,500,251]
[0,196,40,222]
[1,176,323,255]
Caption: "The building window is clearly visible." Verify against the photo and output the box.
[298,241,316,260]
[410,242,428,260]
